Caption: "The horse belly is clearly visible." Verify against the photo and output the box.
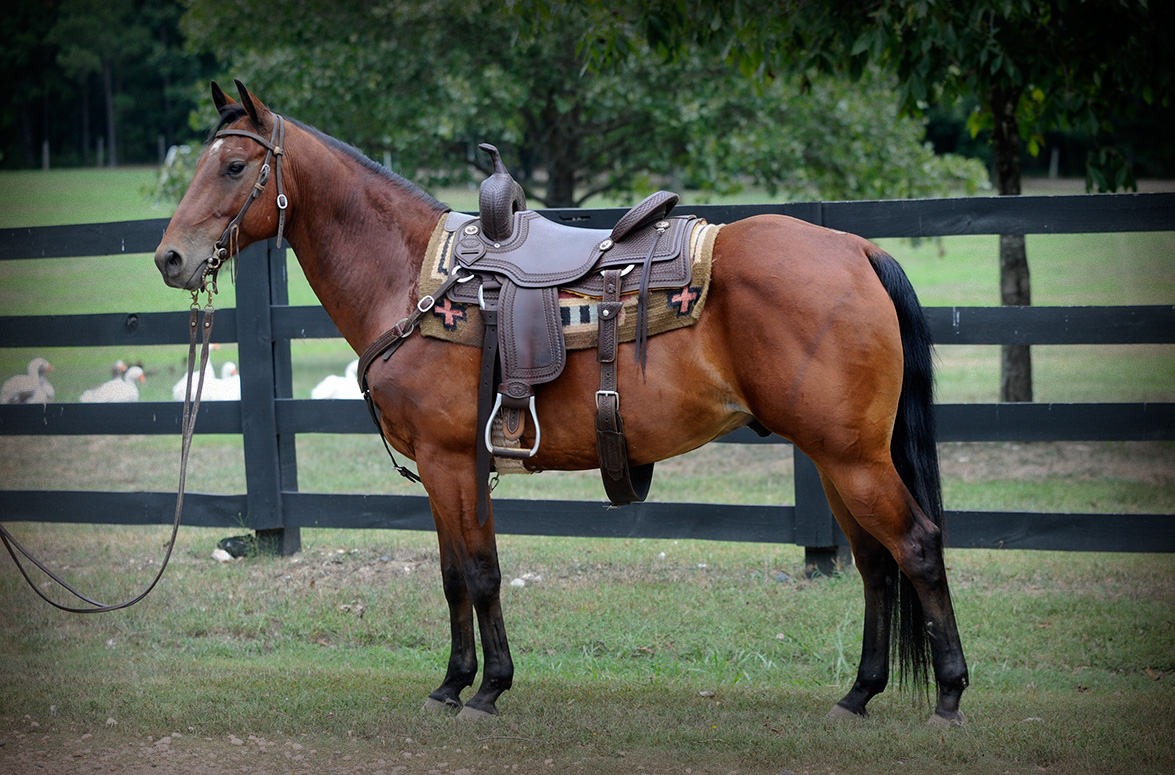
[527,323,746,471]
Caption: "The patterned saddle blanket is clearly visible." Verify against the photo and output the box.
[417,214,722,350]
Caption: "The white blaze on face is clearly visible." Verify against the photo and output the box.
[209,138,225,155]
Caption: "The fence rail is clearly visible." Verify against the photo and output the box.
[2,193,1173,564]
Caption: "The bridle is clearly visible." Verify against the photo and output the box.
[201,114,288,292]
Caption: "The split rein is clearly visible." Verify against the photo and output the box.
[0,118,288,613]
[0,296,216,613]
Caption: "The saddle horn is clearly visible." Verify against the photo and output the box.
[478,143,526,242]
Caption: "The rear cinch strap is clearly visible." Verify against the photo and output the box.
[595,268,654,505]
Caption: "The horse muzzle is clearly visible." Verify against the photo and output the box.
[155,245,208,291]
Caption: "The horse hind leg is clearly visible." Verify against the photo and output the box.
[818,463,968,725]
[819,472,897,720]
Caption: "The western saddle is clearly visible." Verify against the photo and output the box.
[360,144,702,523]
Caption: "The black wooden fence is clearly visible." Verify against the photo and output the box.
[2,193,1173,569]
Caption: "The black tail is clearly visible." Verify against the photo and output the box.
[867,249,942,693]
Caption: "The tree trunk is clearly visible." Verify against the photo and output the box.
[543,123,578,208]
[102,60,117,167]
[81,87,91,166]
[541,93,579,208]
[546,156,577,208]
[991,84,1032,402]
[160,27,175,149]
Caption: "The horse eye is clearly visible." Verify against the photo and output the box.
[226,161,247,177]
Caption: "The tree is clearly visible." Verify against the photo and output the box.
[46,0,155,167]
[179,0,984,208]
[586,0,1174,401]
[0,0,214,170]
[0,1,54,166]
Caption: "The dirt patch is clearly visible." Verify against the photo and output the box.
[0,725,479,775]
[269,545,440,590]
[938,441,1175,485]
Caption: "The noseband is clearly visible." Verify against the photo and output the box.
[205,114,288,288]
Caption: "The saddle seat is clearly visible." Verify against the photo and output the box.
[449,207,693,294]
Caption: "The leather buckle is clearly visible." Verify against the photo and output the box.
[595,389,619,410]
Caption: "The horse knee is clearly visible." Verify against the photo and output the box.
[463,556,502,601]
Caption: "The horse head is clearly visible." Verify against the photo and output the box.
[155,80,288,291]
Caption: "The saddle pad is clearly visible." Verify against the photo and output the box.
[418,218,721,351]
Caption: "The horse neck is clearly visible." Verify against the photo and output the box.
[281,130,447,355]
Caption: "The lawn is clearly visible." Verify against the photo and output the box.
[0,525,1173,775]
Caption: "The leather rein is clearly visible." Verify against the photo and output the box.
[0,302,215,613]
[0,117,290,613]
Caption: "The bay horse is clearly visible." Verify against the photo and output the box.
[155,81,968,726]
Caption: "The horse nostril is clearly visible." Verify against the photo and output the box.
[166,250,183,271]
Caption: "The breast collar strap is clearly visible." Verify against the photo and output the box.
[210,114,288,276]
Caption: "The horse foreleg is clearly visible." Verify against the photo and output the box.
[423,524,478,713]
[421,468,514,719]
[459,543,514,719]
[819,472,895,720]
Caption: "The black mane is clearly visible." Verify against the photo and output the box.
[290,117,447,212]
[208,104,247,141]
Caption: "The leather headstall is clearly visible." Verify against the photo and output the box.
[206,114,288,287]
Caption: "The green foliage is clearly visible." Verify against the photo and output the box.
[179,0,985,206]
[1,0,216,169]
[684,68,988,201]
[147,143,199,205]
[594,0,1174,193]
[47,0,151,82]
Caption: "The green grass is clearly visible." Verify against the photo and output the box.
[0,167,171,227]
[0,525,1172,774]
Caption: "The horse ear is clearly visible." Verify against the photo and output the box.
[235,79,270,131]
[211,81,236,113]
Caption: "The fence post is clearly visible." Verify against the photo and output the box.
[234,240,300,556]
[792,448,851,577]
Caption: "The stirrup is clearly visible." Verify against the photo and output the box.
[484,393,540,459]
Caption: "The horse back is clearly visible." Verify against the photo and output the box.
[368,213,905,472]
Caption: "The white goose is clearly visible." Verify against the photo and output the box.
[205,362,241,401]
[80,366,145,403]
[172,361,239,401]
[1,358,55,404]
[311,359,362,400]
[173,359,214,401]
